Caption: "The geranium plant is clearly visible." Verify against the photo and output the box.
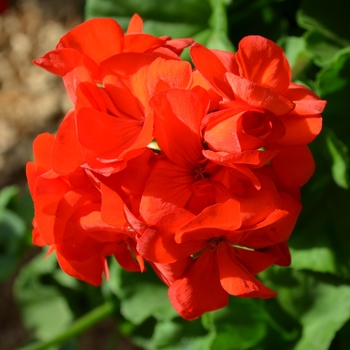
[18,0,350,349]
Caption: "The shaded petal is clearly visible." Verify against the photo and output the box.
[234,248,280,275]
[271,145,315,187]
[137,208,198,264]
[176,199,241,243]
[151,259,192,287]
[112,239,143,272]
[55,250,104,286]
[79,210,129,242]
[237,192,302,248]
[140,160,194,225]
[33,176,71,244]
[163,38,194,55]
[234,171,283,228]
[168,248,228,320]
[102,53,156,114]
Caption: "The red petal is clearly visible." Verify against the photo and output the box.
[203,149,277,167]
[100,181,127,226]
[126,14,143,33]
[79,210,129,242]
[51,110,85,174]
[150,88,207,166]
[76,107,145,163]
[217,243,276,298]
[191,69,222,111]
[225,73,295,115]
[63,66,106,110]
[33,176,71,245]
[234,248,280,275]
[151,259,192,287]
[168,248,228,320]
[237,192,301,248]
[137,209,198,264]
[277,114,322,145]
[176,199,241,243]
[57,18,124,64]
[147,57,192,97]
[236,36,291,94]
[212,49,239,74]
[140,160,195,225]
[235,171,283,228]
[163,38,194,55]
[124,33,165,53]
[33,48,100,79]
[113,240,142,272]
[32,133,56,174]
[190,43,234,99]
[271,145,315,187]
[286,83,327,115]
[56,250,104,286]
[32,225,46,247]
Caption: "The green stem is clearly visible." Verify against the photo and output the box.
[19,300,117,350]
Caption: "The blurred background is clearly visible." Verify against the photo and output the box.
[1,0,350,349]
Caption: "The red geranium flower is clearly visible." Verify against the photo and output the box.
[140,87,280,224]
[26,133,147,285]
[33,14,193,82]
[50,55,192,176]
[190,36,326,187]
[136,191,301,319]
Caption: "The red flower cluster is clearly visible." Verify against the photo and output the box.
[27,15,326,320]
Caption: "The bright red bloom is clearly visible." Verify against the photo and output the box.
[136,191,301,319]
[50,55,192,176]
[26,133,147,285]
[33,14,193,82]
[27,15,325,320]
[190,36,326,187]
[140,88,280,224]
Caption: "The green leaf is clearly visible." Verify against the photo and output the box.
[317,48,350,129]
[304,31,342,67]
[323,128,350,189]
[108,260,177,324]
[279,36,310,80]
[294,284,350,350]
[14,250,74,340]
[85,0,211,38]
[150,318,214,350]
[297,0,350,47]
[209,298,267,350]
[0,185,19,209]
[261,268,350,350]
[0,208,26,280]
